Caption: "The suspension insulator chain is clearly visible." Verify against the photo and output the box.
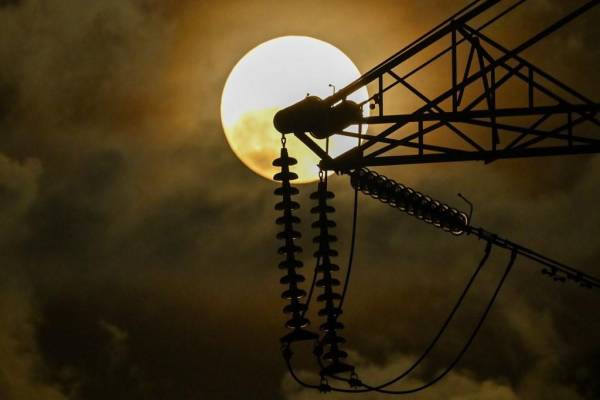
[274,143,318,344]
[311,174,354,376]
[350,168,469,235]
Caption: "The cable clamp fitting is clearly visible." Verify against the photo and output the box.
[319,376,331,393]
[349,372,363,388]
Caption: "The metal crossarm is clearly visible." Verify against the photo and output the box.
[275,1,600,173]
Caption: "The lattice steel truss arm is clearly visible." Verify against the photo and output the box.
[274,0,600,172]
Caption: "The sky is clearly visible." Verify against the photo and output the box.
[0,0,599,399]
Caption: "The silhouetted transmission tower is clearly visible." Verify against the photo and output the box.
[272,0,600,394]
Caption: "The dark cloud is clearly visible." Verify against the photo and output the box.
[0,0,598,399]
[0,0,19,9]
[0,281,66,400]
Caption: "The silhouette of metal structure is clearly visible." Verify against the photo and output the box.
[272,0,600,394]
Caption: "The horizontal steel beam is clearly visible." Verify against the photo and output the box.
[322,144,600,170]
[363,105,599,125]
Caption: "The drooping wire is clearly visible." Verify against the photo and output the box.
[339,187,358,310]
[315,248,517,394]
[339,123,362,310]
[301,255,320,318]
[303,166,594,393]
[282,344,320,390]
[312,127,490,391]
[286,243,514,394]
[331,241,493,391]
[363,248,518,394]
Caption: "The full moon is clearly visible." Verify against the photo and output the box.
[220,36,369,183]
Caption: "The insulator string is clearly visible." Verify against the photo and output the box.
[274,137,318,344]
[350,168,469,235]
[349,167,599,290]
[311,164,354,376]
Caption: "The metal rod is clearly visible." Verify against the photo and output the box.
[362,104,599,124]
[348,145,600,168]
[326,0,500,105]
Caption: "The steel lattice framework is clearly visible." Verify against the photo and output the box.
[279,0,600,172]
[272,0,600,395]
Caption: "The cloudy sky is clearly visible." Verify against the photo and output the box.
[0,1,599,399]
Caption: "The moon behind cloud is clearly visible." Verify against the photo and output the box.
[220,36,369,183]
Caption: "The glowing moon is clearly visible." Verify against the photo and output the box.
[220,36,369,183]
